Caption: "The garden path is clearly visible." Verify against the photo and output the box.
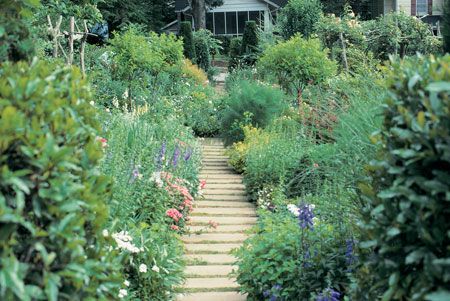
[177,138,255,301]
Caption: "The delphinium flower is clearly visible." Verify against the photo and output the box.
[172,144,180,168]
[156,141,166,170]
[298,203,315,230]
[303,244,312,268]
[345,238,357,271]
[263,284,282,301]
[184,147,193,161]
[316,288,340,301]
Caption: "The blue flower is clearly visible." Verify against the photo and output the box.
[316,288,341,301]
[184,147,193,161]
[172,144,180,168]
[156,141,166,170]
[298,202,315,230]
[263,290,270,298]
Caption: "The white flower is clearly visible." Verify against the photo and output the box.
[287,204,300,217]
[105,108,110,113]
[139,264,148,273]
[150,172,164,188]
[118,289,128,298]
[102,229,109,237]
[112,231,141,253]
[152,265,160,273]
[90,101,95,106]
[123,280,130,287]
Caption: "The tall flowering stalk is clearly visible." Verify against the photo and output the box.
[297,202,315,290]
[156,141,166,170]
[184,147,193,161]
[172,144,180,168]
[316,288,340,301]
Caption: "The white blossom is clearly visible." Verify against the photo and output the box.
[118,289,128,298]
[152,265,160,273]
[112,231,141,253]
[139,264,148,273]
[123,280,130,287]
[150,172,164,188]
[102,229,109,237]
[287,204,300,217]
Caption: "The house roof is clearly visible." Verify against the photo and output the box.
[175,0,288,12]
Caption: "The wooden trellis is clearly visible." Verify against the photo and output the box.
[47,15,97,76]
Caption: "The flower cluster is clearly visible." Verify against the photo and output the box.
[166,208,183,222]
[96,136,108,148]
[256,187,275,211]
[298,203,315,230]
[150,171,164,188]
[287,204,300,217]
[316,288,340,301]
[112,231,141,253]
[263,284,282,301]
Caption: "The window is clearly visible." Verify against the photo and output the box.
[206,13,214,33]
[215,12,225,34]
[248,11,261,26]
[237,11,248,35]
[226,12,237,35]
[416,0,428,16]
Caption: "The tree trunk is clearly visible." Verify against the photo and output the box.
[339,32,349,73]
[192,0,206,30]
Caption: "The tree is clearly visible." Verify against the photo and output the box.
[444,0,450,53]
[320,0,371,19]
[278,0,323,40]
[180,21,196,60]
[240,21,259,65]
[190,0,223,30]
[258,35,337,106]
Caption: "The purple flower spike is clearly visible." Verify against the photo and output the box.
[156,141,166,170]
[316,288,341,301]
[184,147,193,161]
[172,144,180,168]
[298,202,315,230]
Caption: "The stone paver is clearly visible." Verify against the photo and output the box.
[178,138,255,300]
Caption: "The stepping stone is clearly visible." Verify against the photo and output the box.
[188,224,253,234]
[195,201,252,208]
[177,292,247,301]
[192,207,256,216]
[203,190,247,197]
[201,166,234,171]
[200,170,238,175]
[185,254,236,265]
[189,216,257,225]
[203,195,248,201]
[184,243,241,254]
[202,179,243,185]
[199,174,243,179]
[185,265,236,277]
[183,277,238,289]
[183,233,248,243]
[205,183,246,190]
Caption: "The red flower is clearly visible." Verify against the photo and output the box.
[171,225,179,231]
[166,208,183,222]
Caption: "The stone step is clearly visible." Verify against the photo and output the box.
[177,292,247,301]
[185,254,236,265]
[199,170,237,175]
[184,277,238,290]
[202,155,228,159]
[205,183,246,190]
[202,179,243,185]
[202,161,229,166]
[185,265,236,277]
[203,190,246,197]
[200,174,243,179]
[201,167,234,171]
[195,200,252,208]
[192,207,255,216]
[202,146,226,151]
[203,195,248,201]
[188,224,253,234]
[189,216,257,225]
[185,243,241,254]
[183,233,248,243]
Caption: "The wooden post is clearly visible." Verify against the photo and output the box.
[68,16,75,65]
[339,32,349,73]
[80,20,88,77]
[47,15,62,58]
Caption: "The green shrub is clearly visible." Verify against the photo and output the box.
[363,12,442,60]
[0,60,122,300]
[228,37,243,71]
[258,35,337,99]
[444,0,450,53]
[180,21,196,61]
[278,0,323,40]
[356,55,450,300]
[241,21,259,65]
[0,0,37,62]
[220,80,287,145]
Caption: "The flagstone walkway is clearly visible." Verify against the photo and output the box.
[177,138,255,301]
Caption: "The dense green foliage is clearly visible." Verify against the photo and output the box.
[0,0,37,62]
[193,31,212,73]
[228,37,243,71]
[363,12,442,60]
[443,0,450,53]
[241,21,259,65]
[356,55,450,301]
[0,60,121,300]
[278,0,323,40]
[180,22,196,61]
[220,80,287,146]
[258,35,337,96]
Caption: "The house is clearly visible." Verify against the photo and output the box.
[162,0,288,35]
[370,0,444,27]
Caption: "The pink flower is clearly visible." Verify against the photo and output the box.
[313,163,319,168]
[200,180,207,190]
[166,208,183,222]
[96,136,108,148]
[171,225,179,231]
[208,220,219,229]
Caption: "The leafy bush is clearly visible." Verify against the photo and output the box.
[180,21,196,61]
[258,35,337,99]
[363,12,442,60]
[219,80,287,145]
[278,0,323,40]
[193,29,221,74]
[356,55,450,300]
[228,37,243,71]
[235,201,355,300]
[181,58,208,85]
[0,60,122,300]
[241,21,259,65]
